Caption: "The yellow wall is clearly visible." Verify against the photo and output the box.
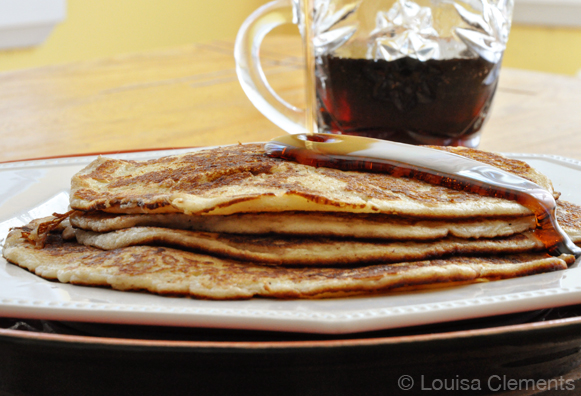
[1,0,580,76]
[0,0,271,71]
[504,24,581,76]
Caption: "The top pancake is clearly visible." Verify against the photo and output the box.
[70,144,555,218]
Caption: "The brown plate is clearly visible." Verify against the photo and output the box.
[2,306,581,396]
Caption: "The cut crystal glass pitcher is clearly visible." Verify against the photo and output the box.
[235,0,513,147]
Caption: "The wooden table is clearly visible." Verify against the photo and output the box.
[0,36,580,163]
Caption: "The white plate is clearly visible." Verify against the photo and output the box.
[1,149,581,334]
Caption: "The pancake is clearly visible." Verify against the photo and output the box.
[74,227,547,266]
[66,201,581,265]
[551,200,581,241]
[70,144,555,218]
[3,223,573,300]
[3,143,578,300]
[69,210,537,240]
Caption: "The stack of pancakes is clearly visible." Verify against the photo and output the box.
[4,144,581,299]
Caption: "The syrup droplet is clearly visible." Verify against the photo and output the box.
[265,133,581,260]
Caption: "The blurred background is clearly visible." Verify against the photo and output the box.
[0,0,580,75]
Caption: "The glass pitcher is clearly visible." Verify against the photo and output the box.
[235,0,513,147]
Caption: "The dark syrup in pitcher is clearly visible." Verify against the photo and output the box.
[316,54,499,147]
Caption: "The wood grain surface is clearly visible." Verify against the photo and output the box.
[0,36,580,162]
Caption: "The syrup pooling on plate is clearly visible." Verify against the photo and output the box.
[264,133,581,261]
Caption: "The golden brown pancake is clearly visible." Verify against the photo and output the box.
[73,227,547,266]
[552,200,581,241]
[69,210,537,240]
[70,144,555,218]
[68,201,581,265]
[3,144,578,300]
[3,223,573,300]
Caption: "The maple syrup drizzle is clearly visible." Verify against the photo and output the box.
[265,133,581,261]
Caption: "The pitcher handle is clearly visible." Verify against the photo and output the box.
[234,0,307,135]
